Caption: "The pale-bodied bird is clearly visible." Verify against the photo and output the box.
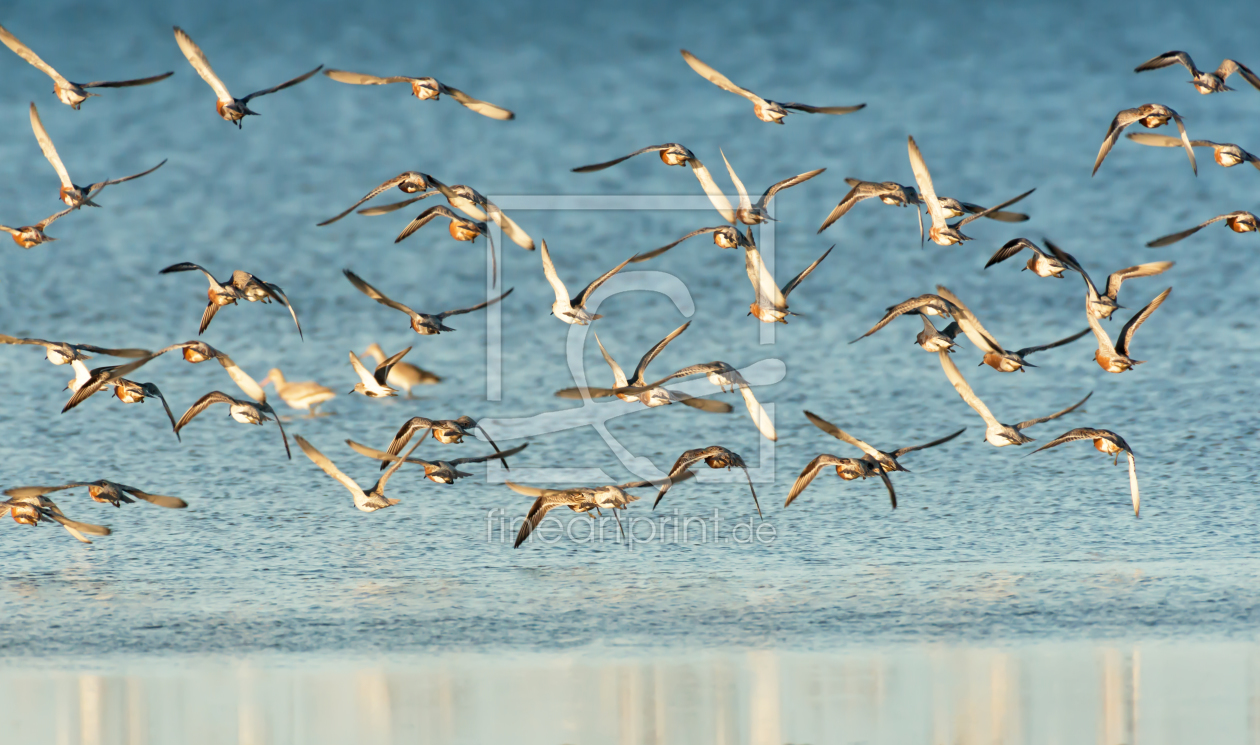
[1030,428,1140,516]
[935,285,1090,372]
[260,368,336,417]
[0,24,172,109]
[1146,211,1257,247]
[616,361,777,440]
[915,316,962,353]
[1134,51,1260,94]
[6,481,186,509]
[1044,240,1174,320]
[0,335,149,367]
[378,415,505,470]
[746,241,832,323]
[295,434,420,513]
[936,349,1091,447]
[1127,133,1260,170]
[652,446,760,518]
[817,179,924,236]
[908,135,1034,245]
[540,239,637,325]
[173,26,321,127]
[1092,104,1195,176]
[1084,288,1172,374]
[160,262,302,338]
[851,294,960,343]
[347,439,527,484]
[803,410,966,480]
[343,269,512,335]
[349,347,413,398]
[680,49,864,124]
[317,171,435,226]
[29,102,166,210]
[984,238,1069,277]
[361,343,441,397]
[174,391,290,459]
[718,149,824,225]
[322,68,514,119]
[508,474,689,548]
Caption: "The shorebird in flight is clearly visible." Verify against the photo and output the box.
[619,360,777,440]
[908,136,1034,245]
[570,143,738,222]
[0,24,172,109]
[718,150,824,225]
[173,26,321,127]
[1030,428,1141,516]
[392,204,489,246]
[746,242,832,323]
[260,368,336,417]
[0,207,72,248]
[680,49,864,124]
[1084,288,1172,373]
[349,347,412,398]
[936,349,1091,447]
[323,68,514,119]
[317,171,435,226]
[61,356,154,414]
[634,225,753,264]
[295,434,420,513]
[160,262,301,337]
[916,316,961,353]
[936,285,1090,372]
[554,323,732,413]
[152,340,265,402]
[0,335,149,367]
[1135,51,1260,94]
[348,439,527,484]
[362,175,535,250]
[653,446,760,517]
[6,481,187,509]
[803,410,966,482]
[361,343,441,397]
[541,240,637,325]
[378,415,505,470]
[784,455,893,508]
[818,179,1030,238]
[1044,240,1174,320]
[343,269,511,335]
[1093,104,1195,176]
[29,103,166,210]
[174,391,290,459]
[1147,211,1258,247]
[851,293,960,343]
[1127,133,1260,170]
[106,378,180,437]
[985,238,1069,277]
[0,492,110,543]
[508,474,686,547]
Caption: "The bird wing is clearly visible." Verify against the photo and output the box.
[631,321,691,385]
[784,454,847,507]
[146,384,181,439]
[81,71,174,89]
[781,101,867,115]
[1086,311,1118,358]
[953,189,1035,229]
[1104,261,1174,300]
[213,351,265,403]
[890,427,967,458]
[538,239,572,308]
[342,269,418,319]
[35,206,73,230]
[1146,213,1236,247]
[240,65,323,103]
[0,25,69,86]
[360,194,439,216]
[3,484,79,498]
[1014,328,1092,358]
[571,254,637,310]
[174,390,237,433]
[781,245,832,299]
[483,200,534,249]
[720,149,752,214]
[745,245,787,310]
[631,227,720,263]
[322,69,404,85]
[62,357,152,413]
[553,386,619,400]
[1217,59,1260,91]
[907,136,947,231]
[958,199,1029,223]
[757,168,824,212]
[118,484,187,509]
[197,301,222,336]
[851,295,943,343]
[801,410,881,459]
[1028,427,1109,454]
[571,145,670,173]
[346,439,435,468]
[295,435,365,496]
[46,511,110,542]
[1135,50,1199,75]
[1127,452,1140,517]
[689,159,737,223]
[680,50,763,104]
[437,287,513,320]
[937,350,1002,430]
[1041,239,1102,303]
[84,159,167,196]
[447,443,529,467]
[262,282,303,339]
[816,182,876,233]
[674,395,733,413]
[441,83,515,120]
[28,103,73,189]
[1170,114,1197,175]
[934,285,1003,354]
[1013,391,1092,432]
[1126,132,1207,148]
[1093,109,1144,176]
[318,173,425,225]
[373,347,412,386]
[985,238,1034,269]
[348,351,378,387]
[1116,288,1171,358]
[173,27,232,101]
[393,203,456,243]
[594,332,629,388]
[370,437,424,495]
[73,343,152,358]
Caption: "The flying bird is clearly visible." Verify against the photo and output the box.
[719,150,824,225]
[0,23,172,109]
[0,492,110,543]
[569,143,738,221]
[746,242,832,323]
[174,391,290,459]
[851,294,959,343]
[617,360,777,440]
[1044,240,1173,319]
[295,434,420,513]
[1126,133,1260,170]
[1030,428,1141,516]
[377,415,505,471]
[259,368,336,417]
[935,285,1090,372]
[1134,51,1260,94]
[680,49,864,124]
[507,475,687,548]
[323,68,514,119]
[1146,211,1257,247]
[0,207,72,248]
[160,262,301,337]
[360,343,441,397]
[984,238,1069,277]
[343,269,511,335]
[908,136,1034,245]
[0,335,149,367]
[1084,288,1172,373]
[349,347,413,398]
[540,240,637,325]
[152,340,265,403]
[633,225,753,264]
[173,26,321,127]
[803,411,966,480]
[6,481,186,509]
[652,446,760,518]
[317,171,435,226]
[347,439,527,484]
[784,455,894,509]
[1092,104,1195,176]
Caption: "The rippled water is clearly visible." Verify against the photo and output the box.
[3,0,1260,739]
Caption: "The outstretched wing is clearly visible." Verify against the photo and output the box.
[1146,213,1237,248]
[891,428,967,458]
[745,245,786,311]
[680,50,762,103]
[84,159,168,196]
[572,145,673,173]
[781,245,832,299]
[571,255,636,311]
[441,83,515,120]
[80,72,174,89]
[1116,288,1171,358]
[29,103,72,189]
[0,24,69,87]
[1013,391,1092,432]
[1104,261,1174,301]
[781,102,866,115]
[173,27,232,102]
[937,350,1002,431]
[689,160,736,223]
[437,287,514,319]
[801,410,881,459]
[240,65,323,104]
[935,285,1004,354]
[631,321,691,385]
[295,434,365,497]
[174,390,237,434]
[1014,328,1091,358]
[907,136,946,230]
[757,168,825,212]
[1134,50,1199,76]
[343,269,417,318]
[785,454,846,507]
[318,173,427,226]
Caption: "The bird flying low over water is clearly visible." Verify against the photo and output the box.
[746,242,832,324]
[1134,51,1260,95]
[347,439,527,484]
[907,136,1034,245]
[296,434,421,513]
[1093,104,1195,176]
[785,455,893,509]
[717,150,824,225]
[343,269,512,335]
[817,179,923,236]
[160,263,302,337]
[6,481,187,509]
[175,391,290,459]
[0,207,72,248]
[1044,241,1173,320]
[1030,428,1140,516]
[0,335,149,366]
[1146,211,1257,247]
[1084,288,1172,374]
[851,293,959,343]
[318,171,435,226]
[0,24,172,109]
[1126,133,1260,170]
[173,26,321,127]
[804,411,965,478]
[935,285,1090,372]
[29,103,166,210]
[0,492,110,543]
[540,240,637,325]
[259,368,336,417]
[322,68,514,119]
[617,360,777,441]
[936,349,1091,447]
[680,49,864,124]
[378,415,504,470]
[915,316,961,353]
[348,347,413,398]
[61,356,154,414]
[985,238,1068,277]
[653,446,760,518]
[152,340,265,402]
[360,344,440,397]
[570,142,741,226]
[509,474,689,548]
[633,225,753,263]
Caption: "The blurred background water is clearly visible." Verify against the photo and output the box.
[2,0,1260,740]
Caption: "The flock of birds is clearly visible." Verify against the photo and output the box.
[0,24,1255,549]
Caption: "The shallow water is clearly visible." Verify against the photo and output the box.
[3,0,1260,739]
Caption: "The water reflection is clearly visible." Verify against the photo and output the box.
[3,643,1257,744]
